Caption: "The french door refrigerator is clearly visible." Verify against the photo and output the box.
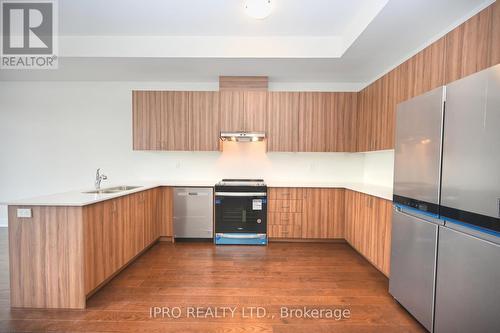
[390,86,446,332]
[434,64,500,333]
[390,64,500,333]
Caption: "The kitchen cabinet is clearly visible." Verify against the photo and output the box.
[132,91,162,150]
[267,92,300,152]
[302,188,344,239]
[344,190,392,276]
[219,91,244,131]
[445,6,493,83]
[298,92,327,152]
[161,91,190,150]
[267,187,345,239]
[84,188,160,295]
[158,187,174,237]
[326,92,357,152]
[189,91,220,151]
[220,91,267,132]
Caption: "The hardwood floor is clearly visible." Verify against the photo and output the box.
[0,228,425,332]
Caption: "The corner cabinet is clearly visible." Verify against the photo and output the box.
[344,190,392,276]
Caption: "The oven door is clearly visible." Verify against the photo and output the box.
[215,193,267,233]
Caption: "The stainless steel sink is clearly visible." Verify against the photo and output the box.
[83,186,141,194]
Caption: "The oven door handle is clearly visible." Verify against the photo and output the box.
[215,192,267,197]
[220,234,264,239]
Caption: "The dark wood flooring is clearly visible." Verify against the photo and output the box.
[0,229,425,332]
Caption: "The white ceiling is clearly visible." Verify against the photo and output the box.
[60,0,374,36]
[0,0,494,88]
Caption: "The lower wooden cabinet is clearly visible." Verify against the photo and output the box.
[344,190,392,276]
[267,187,345,239]
[83,187,170,295]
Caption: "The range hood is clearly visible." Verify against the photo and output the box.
[219,131,266,142]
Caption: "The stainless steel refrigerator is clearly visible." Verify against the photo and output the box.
[390,64,500,332]
[390,86,446,332]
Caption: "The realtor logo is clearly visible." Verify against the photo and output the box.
[1,0,58,69]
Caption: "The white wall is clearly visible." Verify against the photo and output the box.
[362,150,395,186]
[0,81,395,227]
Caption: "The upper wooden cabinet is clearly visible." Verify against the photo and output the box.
[267,92,299,152]
[298,92,327,152]
[243,91,267,132]
[189,91,220,151]
[219,91,267,132]
[132,91,162,150]
[326,92,357,152]
[133,91,219,151]
[160,91,190,151]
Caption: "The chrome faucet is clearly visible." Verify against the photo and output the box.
[95,168,108,190]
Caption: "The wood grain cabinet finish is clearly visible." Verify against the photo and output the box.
[160,91,190,150]
[353,2,498,152]
[220,91,268,132]
[189,91,220,151]
[132,91,162,150]
[9,187,173,309]
[344,190,392,276]
[219,91,244,132]
[267,188,345,239]
[301,188,345,239]
[326,92,357,152]
[243,91,268,132]
[267,92,300,152]
[8,206,85,309]
[298,92,327,152]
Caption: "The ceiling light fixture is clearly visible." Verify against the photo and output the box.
[244,0,273,19]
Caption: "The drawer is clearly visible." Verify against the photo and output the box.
[268,199,302,213]
[268,224,302,238]
[268,212,302,225]
[268,188,304,200]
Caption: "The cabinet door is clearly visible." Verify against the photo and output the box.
[326,93,357,152]
[189,91,220,151]
[132,91,162,150]
[161,91,190,150]
[243,91,267,132]
[445,7,492,83]
[298,92,327,152]
[129,192,146,254]
[220,91,244,131]
[267,92,299,151]
[326,189,345,238]
[83,202,106,294]
[356,89,373,152]
[158,187,173,237]
[301,188,330,238]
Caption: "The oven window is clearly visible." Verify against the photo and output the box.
[215,196,266,233]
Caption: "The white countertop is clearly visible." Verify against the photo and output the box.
[4,180,393,207]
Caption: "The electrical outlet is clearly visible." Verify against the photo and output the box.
[17,208,32,218]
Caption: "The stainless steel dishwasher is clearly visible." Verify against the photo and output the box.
[173,187,214,239]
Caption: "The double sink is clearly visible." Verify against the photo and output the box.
[83,185,141,194]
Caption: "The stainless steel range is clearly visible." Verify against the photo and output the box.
[214,179,267,245]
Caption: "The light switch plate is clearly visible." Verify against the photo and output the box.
[17,208,32,218]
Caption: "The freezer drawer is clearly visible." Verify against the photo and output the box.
[393,86,445,212]
[434,226,500,333]
[389,208,439,332]
[441,64,500,232]
[173,187,213,238]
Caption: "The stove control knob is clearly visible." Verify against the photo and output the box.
[257,219,262,224]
